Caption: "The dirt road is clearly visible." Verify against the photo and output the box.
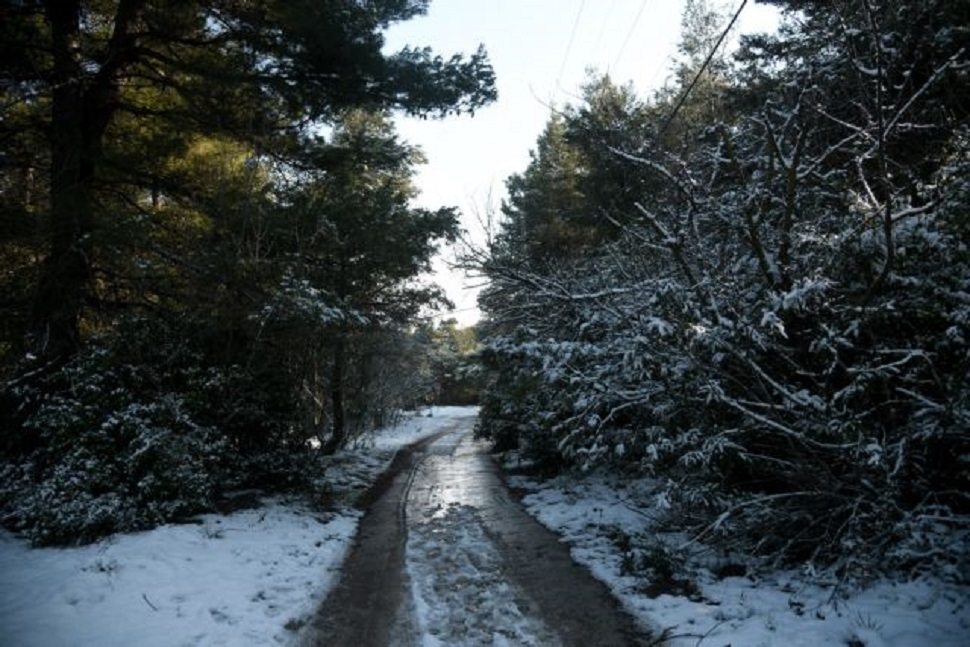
[306,414,652,646]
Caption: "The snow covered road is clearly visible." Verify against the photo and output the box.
[307,420,650,646]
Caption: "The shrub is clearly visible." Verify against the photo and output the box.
[1,391,227,545]
[0,316,315,545]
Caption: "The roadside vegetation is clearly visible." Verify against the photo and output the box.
[0,0,491,545]
[472,0,969,584]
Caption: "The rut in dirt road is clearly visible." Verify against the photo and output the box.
[306,415,653,646]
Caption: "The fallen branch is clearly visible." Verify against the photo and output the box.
[142,593,159,611]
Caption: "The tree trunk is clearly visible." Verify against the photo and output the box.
[322,339,346,455]
[30,0,89,363]
[29,0,145,364]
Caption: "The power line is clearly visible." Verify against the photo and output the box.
[659,0,748,138]
[612,0,648,70]
[555,0,587,99]
[591,0,619,59]
[646,52,675,91]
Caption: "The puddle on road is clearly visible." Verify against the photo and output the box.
[405,434,505,521]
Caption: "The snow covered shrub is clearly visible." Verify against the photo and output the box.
[475,333,565,467]
[475,0,970,580]
[639,167,970,578]
[0,316,299,545]
[3,395,226,545]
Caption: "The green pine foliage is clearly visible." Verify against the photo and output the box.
[3,318,228,545]
[0,1,494,544]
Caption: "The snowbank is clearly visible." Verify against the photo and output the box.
[0,407,475,647]
[511,472,970,647]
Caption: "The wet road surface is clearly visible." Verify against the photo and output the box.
[306,414,651,646]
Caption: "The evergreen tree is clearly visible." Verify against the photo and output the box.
[654,0,735,151]
[274,110,460,452]
[0,0,495,544]
[476,0,970,577]
[0,0,495,367]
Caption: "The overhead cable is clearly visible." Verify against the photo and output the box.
[612,0,649,70]
[555,0,587,99]
[659,0,748,138]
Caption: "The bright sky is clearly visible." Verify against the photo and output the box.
[383,1,780,325]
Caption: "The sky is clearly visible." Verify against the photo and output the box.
[383,0,781,325]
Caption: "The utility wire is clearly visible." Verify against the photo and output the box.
[591,0,619,59]
[646,52,675,92]
[659,0,748,138]
[612,0,648,70]
[555,0,587,100]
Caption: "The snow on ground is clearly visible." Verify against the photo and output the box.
[4,404,965,647]
[0,503,355,647]
[0,406,475,647]
[508,470,970,647]
[401,503,560,647]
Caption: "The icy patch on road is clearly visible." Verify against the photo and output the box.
[322,407,480,507]
[401,504,561,647]
[367,406,480,453]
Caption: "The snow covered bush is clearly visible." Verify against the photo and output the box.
[475,330,563,465]
[2,395,226,545]
[0,316,314,545]
[477,1,970,580]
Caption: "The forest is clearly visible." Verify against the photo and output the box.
[473,0,969,579]
[1,0,968,588]
[0,0,490,545]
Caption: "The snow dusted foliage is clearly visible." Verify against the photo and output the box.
[478,1,970,579]
[0,317,314,546]
[2,394,225,546]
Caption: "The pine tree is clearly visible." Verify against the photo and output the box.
[476,0,970,576]
[0,0,495,543]
[277,110,460,452]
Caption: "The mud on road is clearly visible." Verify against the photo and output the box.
[305,415,652,646]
